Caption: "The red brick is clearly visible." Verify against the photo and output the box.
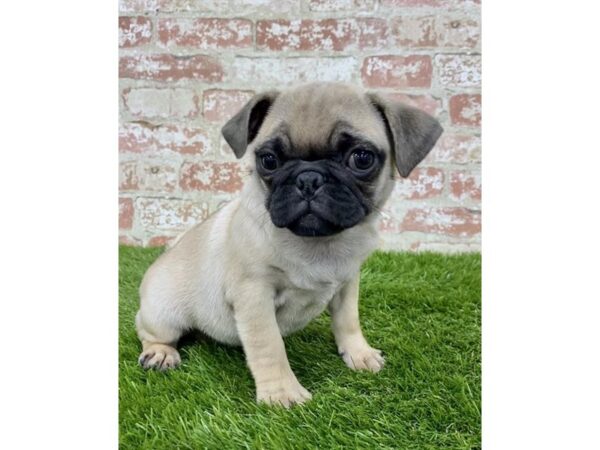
[436,54,481,87]
[123,88,199,119]
[394,167,444,199]
[119,123,155,153]
[436,16,480,48]
[202,89,255,122]
[257,19,356,52]
[378,207,400,232]
[361,55,432,88]
[449,170,481,201]
[392,16,436,47]
[379,218,397,233]
[425,133,481,164]
[147,160,178,192]
[401,207,481,236]
[180,162,244,193]
[119,54,223,82]
[120,159,179,193]
[147,235,176,247]
[158,18,252,49]
[386,93,442,116]
[449,94,481,127]
[392,16,480,49]
[119,198,134,230]
[119,161,139,191]
[119,17,152,48]
[136,197,209,231]
[119,123,211,155]
[119,235,141,246]
[357,18,388,49]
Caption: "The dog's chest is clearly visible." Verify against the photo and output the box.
[271,261,351,336]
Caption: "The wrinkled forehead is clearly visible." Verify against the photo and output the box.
[255,85,389,156]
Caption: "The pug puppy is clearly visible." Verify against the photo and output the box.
[136,82,442,407]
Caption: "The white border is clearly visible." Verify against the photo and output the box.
[484,2,600,449]
[1,1,118,448]
[1,1,599,448]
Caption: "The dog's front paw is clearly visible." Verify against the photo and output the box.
[138,344,181,371]
[256,376,312,408]
[340,345,385,373]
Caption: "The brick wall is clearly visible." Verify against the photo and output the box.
[119,0,481,252]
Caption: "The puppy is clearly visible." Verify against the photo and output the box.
[136,82,442,407]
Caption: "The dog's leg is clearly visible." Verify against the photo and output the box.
[231,282,311,408]
[329,273,385,373]
[136,311,183,371]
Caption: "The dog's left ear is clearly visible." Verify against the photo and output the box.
[368,93,443,178]
[221,91,280,159]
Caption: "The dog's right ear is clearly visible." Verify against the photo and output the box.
[221,91,280,159]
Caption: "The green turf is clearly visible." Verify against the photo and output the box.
[119,246,481,449]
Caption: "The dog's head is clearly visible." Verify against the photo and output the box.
[222,83,442,237]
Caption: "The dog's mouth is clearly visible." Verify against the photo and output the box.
[287,212,344,237]
[269,199,363,237]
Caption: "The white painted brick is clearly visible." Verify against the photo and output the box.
[123,88,198,119]
[232,57,358,86]
[136,197,209,231]
[436,54,481,88]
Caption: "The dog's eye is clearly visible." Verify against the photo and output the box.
[259,153,279,171]
[349,149,375,171]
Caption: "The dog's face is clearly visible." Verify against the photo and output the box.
[255,125,383,237]
[222,83,442,237]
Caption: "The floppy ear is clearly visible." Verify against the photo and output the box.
[368,93,443,178]
[221,91,280,159]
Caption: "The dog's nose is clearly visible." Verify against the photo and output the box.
[296,170,325,199]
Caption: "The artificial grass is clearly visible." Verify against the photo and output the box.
[119,246,481,449]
